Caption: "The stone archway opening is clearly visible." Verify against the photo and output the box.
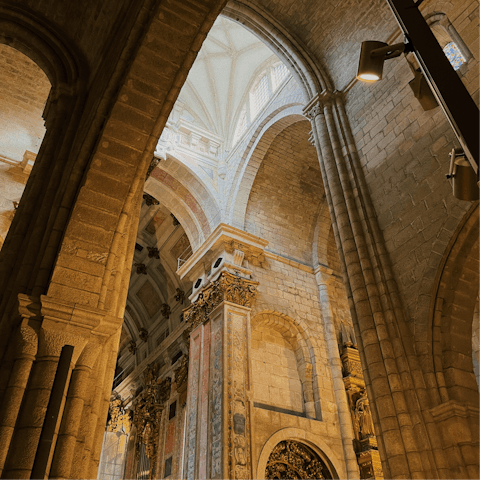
[0,44,51,248]
[265,440,333,480]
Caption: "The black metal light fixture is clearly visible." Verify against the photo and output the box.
[357,41,411,81]
[446,149,479,202]
[356,0,479,200]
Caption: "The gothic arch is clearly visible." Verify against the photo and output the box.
[256,428,342,479]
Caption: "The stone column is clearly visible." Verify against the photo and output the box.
[0,297,39,476]
[315,266,360,479]
[183,271,258,480]
[305,92,440,478]
[49,342,101,479]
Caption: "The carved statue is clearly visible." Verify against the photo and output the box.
[173,353,188,390]
[355,390,375,439]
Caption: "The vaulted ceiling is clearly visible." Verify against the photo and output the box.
[174,15,279,142]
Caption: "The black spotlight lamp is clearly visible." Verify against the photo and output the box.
[446,149,479,202]
[357,41,411,81]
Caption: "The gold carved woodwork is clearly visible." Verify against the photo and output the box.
[265,441,332,479]
[173,353,188,392]
[183,272,258,335]
[341,344,384,479]
[107,392,131,434]
[132,363,171,473]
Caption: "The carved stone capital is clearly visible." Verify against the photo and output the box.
[183,272,258,334]
[303,91,345,119]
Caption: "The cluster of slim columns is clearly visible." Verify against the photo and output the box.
[315,267,359,479]
[306,92,447,478]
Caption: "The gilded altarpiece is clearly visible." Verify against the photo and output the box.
[183,272,257,480]
[341,343,383,479]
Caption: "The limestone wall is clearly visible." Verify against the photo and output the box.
[344,0,478,342]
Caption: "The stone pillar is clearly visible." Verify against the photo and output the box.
[315,266,360,479]
[305,92,440,478]
[183,271,258,480]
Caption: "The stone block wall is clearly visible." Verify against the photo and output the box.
[344,0,478,340]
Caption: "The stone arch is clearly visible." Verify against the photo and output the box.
[0,4,86,88]
[430,204,479,403]
[256,428,343,479]
[229,108,307,228]
[158,153,222,230]
[145,177,207,252]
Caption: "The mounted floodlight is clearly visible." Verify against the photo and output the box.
[357,41,410,82]
[446,148,479,201]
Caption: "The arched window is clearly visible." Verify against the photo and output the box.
[443,41,466,70]
[250,74,270,119]
[427,13,472,72]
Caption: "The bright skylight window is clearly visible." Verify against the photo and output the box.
[443,42,466,70]
[271,63,289,90]
[250,75,270,119]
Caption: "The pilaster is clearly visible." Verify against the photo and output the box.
[183,269,258,480]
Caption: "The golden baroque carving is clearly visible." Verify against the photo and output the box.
[173,353,188,391]
[183,272,258,335]
[132,363,171,470]
[107,392,131,434]
[265,441,332,479]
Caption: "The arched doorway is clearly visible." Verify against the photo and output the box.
[265,440,333,479]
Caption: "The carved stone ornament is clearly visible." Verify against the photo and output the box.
[128,340,137,354]
[161,303,171,319]
[145,157,159,180]
[133,263,147,275]
[147,246,160,259]
[174,288,186,304]
[139,328,149,342]
[143,193,160,206]
[132,363,171,472]
[173,353,188,390]
[107,392,131,434]
[265,441,332,479]
[225,240,266,268]
[183,272,258,335]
